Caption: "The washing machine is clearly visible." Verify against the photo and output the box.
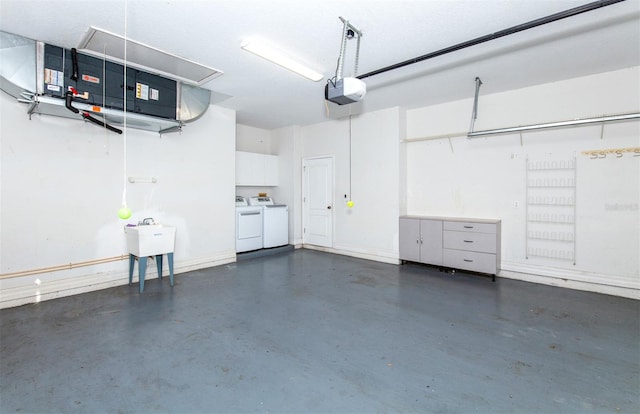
[235,196,263,253]
[248,196,289,248]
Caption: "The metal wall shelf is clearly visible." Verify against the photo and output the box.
[525,157,577,264]
[528,220,575,225]
[526,167,576,171]
[528,185,576,189]
[528,237,574,243]
[528,203,575,207]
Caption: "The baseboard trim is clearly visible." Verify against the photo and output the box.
[499,262,639,299]
[302,244,400,265]
[3,250,636,308]
[0,251,237,309]
[299,247,638,299]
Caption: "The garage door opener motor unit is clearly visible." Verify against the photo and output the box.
[325,17,366,105]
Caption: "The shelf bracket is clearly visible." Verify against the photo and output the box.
[469,77,482,134]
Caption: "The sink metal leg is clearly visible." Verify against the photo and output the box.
[129,253,173,292]
[128,254,135,285]
[156,254,163,281]
[138,256,148,293]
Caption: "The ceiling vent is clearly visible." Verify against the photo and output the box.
[77,26,223,86]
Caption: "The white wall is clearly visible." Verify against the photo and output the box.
[0,91,237,307]
[237,107,402,262]
[299,107,401,262]
[236,124,272,153]
[404,67,640,298]
[270,126,302,245]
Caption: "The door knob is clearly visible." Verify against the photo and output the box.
[327,205,332,209]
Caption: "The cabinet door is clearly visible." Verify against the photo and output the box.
[236,151,251,185]
[264,154,279,186]
[420,219,443,265]
[236,151,263,186]
[399,218,421,262]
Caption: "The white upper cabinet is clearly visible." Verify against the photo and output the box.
[236,151,279,186]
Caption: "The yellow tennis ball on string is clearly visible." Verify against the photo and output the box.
[118,206,132,219]
[347,200,354,208]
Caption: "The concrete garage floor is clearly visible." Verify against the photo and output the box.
[1,249,638,413]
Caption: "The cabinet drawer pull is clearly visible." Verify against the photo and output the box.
[464,225,474,229]
[463,240,473,243]
[463,259,474,262]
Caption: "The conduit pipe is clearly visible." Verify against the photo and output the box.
[356,0,625,80]
[0,255,128,279]
[467,112,640,138]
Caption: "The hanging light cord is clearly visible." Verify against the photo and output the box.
[349,114,352,200]
[102,45,108,151]
[121,0,128,209]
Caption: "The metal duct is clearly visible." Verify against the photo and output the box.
[0,31,36,100]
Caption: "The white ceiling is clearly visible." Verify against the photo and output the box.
[1,0,638,130]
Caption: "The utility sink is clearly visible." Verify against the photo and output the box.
[125,225,176,257]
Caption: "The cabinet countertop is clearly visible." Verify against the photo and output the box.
[400,215,501,224]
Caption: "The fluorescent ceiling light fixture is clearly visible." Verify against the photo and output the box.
[78,26,223,85]
[241,39,323,82]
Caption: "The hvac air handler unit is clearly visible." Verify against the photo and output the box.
[0,30,213,134]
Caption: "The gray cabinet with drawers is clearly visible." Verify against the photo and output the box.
[400,216,501,281]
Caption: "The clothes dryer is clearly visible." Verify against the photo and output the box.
[248,197,289,248]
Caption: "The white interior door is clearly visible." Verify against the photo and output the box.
[303,157,333,247]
